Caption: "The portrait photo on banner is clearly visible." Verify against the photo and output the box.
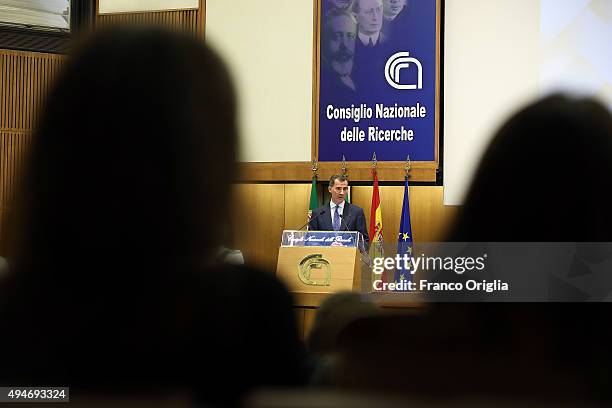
[316,0,440,164]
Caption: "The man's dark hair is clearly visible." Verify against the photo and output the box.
[329,174,349,187]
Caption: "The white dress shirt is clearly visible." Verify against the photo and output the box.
[330,200,345,228]
[358,31,381,46]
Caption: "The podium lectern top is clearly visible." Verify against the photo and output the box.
[281,230,364,249]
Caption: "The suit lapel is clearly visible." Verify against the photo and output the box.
[342,202,353,230]
[320,203,333,231]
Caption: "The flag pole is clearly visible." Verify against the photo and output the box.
[307,158,319,229]
[396,155,414,287]
[405,155,411,179]
[371,152,378,173]
[369,152,386,285]
[341,155,350,203]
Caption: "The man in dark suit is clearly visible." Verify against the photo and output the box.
[352,0,389,93]
[353,0,386,48]
[381,0,408,40]
[308,174,370,249]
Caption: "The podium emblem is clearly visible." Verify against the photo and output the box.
[298,254,331,286]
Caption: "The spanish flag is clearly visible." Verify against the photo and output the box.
[369,169,384,260]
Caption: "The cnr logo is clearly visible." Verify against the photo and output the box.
[385,51,423,90]
[298,254,331,286]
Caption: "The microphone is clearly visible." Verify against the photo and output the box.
[339,213,370,264]
[338,213,351,231]
[298,209,327,231]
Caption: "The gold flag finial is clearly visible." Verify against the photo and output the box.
[371,152,378,170]
[405,155,411,178]
[341,155,347,176]
[311,158,318,174]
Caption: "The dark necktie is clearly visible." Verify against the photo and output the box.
[368,37,374,47]
[333,205,341,231]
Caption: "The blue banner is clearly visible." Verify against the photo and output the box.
[318,0,437,161]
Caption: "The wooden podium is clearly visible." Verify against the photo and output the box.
[276,230,364,307]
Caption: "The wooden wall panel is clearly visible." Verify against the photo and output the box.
[0,50,63,250]
[96,0,205,34]
[0,50,63,131]
[0,131,32,209]
[284,184,312,230]
[238,161,437,183]
[97,9,200,33]
[351,186,459,242]
[232,184,285,272]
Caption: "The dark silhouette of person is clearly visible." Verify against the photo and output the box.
[440,94,612,402]
[313,96,612,405]
[0,27,305,406]
[449,94,612,242]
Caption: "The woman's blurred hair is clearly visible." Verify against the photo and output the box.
[449,94,612,241]
[5,26,237,274]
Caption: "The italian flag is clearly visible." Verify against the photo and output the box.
[307,175,318,228]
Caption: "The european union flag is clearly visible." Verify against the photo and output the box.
[396,176,414,285]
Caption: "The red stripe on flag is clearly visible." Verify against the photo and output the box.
[369,170,380,240]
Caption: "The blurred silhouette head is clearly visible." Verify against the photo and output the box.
[307,292,381,355]
[7,26,237,276]
[449,94,612,241]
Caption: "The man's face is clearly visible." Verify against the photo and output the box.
[329,0,352,10]
[357,0,383,36]
[329,179,349,204]
[327,15,356,66]
[383,0,405,19]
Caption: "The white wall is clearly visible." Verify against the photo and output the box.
[444,0,612,205]
[443,0,540,205]
[206,0,314,162]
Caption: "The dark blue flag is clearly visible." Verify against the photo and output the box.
[396,175,414,285]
